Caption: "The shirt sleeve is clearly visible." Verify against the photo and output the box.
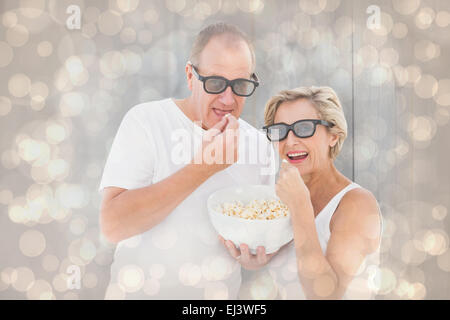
[98,108,156,193]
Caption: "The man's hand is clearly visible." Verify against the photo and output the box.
[218,235,276,271]
[193,114,239,174]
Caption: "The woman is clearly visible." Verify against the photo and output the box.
[220,86,382,299]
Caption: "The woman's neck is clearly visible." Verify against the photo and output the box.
[302,161,349,201]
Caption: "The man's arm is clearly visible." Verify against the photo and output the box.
[100,163,216,244]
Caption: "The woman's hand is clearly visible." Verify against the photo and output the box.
[218,235,276,270]
[275,160,310,208]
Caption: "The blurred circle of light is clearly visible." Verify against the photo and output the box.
[414,40,439,62]
[393,0,421,15]
[236,0,264,14]
[8,73,31,98]
[362,28,387,48]
[406,65,422,85]
[415,7,435,29]
[120,27,136,44]
[2,11,18,27]
[117,0,140,13]
[179,262,202,286]
[324,0,341,12]
[29,81,49,102]
[59,92,89,117]
[98,10,123,36]
[166,0,186,13]
[19,230,46,257]
[0,41,14,67]
[370,66,392,86]
[42,255,60,272]
[19,0,46,18]
[414,74,438,99]
[392,22,408,39]
[144,9,159,24]
[68,238,96,265]
[65,56,89,86]
[56,184,89,209]
[11,267,35,292]
[298,29,320,49]
[118,265,145,293]
[400,240,427,265]
[407,283,427,300]
[26,279,54,300]
[434,107,450,126]
[46,123,67,144]
[204,281,229,299]
[100,51,126,79]
[249,273,277,299]
[437,250,450,272]
[380,48,399,67]
[0,96,12,116]
[299,0,327,15]
[69,216,88,235]
[52,273,69,292]
[6,24,29,47]
[83,273,98,289]
[8,197,28,224]
[407,116,436,142]
[48,158,70,180]
[143,278,160,296]
[54,68,73,92]
[432,205,447,221]
[435,11,450,27]
[422,229,448,256]
[81,23,97,39]
[434,79,450,106]
[1,267,17,287]
[357,45,378,68]
[104,283,126,299]
[371,268,397,295]
[371,12,393,37]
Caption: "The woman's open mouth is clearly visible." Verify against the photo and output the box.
[286,151,308,164]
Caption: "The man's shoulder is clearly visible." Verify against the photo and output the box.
[127,98,172,118]
[238,117,265,136]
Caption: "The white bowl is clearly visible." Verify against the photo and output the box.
[207,185,293,254]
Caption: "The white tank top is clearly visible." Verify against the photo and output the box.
[238,182,382,300]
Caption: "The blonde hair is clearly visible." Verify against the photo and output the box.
[189,22,256,72]
[264,86,348,160]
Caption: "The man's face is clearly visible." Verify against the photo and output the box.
[187,35,254,129]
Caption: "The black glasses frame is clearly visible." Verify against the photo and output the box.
[190,64,259,97]
[262,119,334,141]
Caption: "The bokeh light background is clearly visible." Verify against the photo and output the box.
[0,0,449,300]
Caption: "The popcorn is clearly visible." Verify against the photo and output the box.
[216,199,289,220]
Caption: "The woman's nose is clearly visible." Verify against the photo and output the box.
[285,129,299,143]
[218,86,235,105]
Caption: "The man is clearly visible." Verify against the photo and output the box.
[98,22,275,299]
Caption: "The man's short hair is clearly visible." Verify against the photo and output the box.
[189,22,256,73]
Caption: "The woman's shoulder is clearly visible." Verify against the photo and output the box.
[330,185,381,251]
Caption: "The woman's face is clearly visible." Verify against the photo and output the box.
[273,99,338,175]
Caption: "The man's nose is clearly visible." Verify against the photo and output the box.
[218,86,235,105]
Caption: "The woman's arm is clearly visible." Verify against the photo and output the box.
[289,188,381,299]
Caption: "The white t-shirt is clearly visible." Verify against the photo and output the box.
[99,98,276,299]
